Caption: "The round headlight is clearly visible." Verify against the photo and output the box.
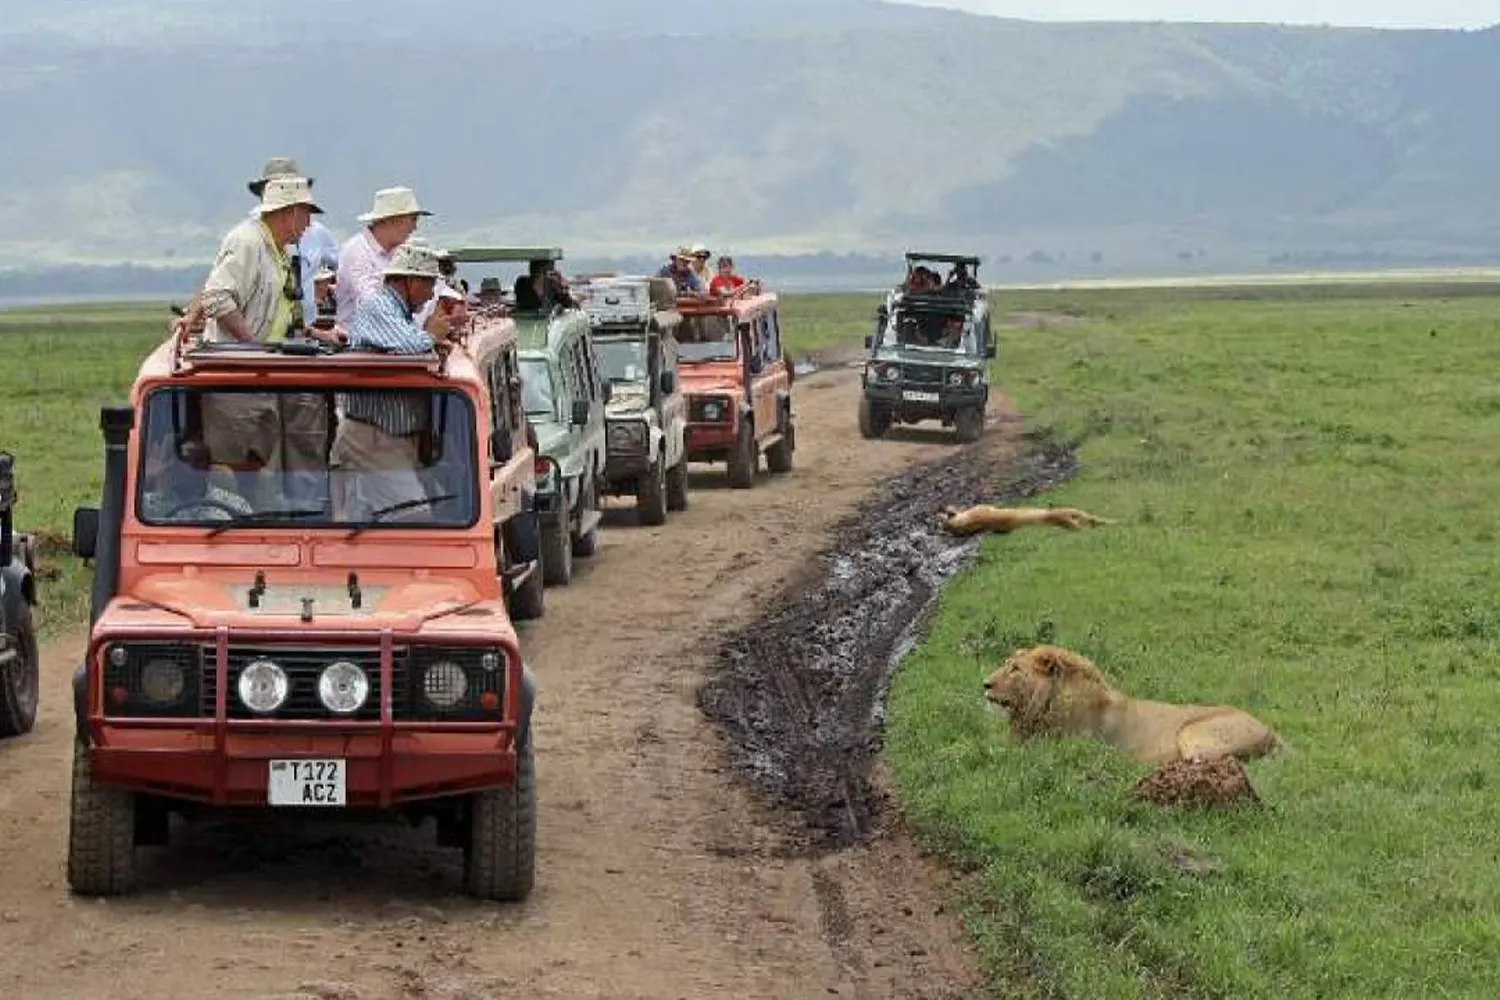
[318,661,370,715]
[238,659,289,714]
[702,401,722,421]
[947,371,964,387]
[881,366,901,383]
[139,658,186,705]
[423,661,468,709]
[480,651,502,673]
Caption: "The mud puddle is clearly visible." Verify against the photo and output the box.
[700,430,1078,849]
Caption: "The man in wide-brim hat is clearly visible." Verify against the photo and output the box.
[245,156,340,323]
[333,241,461,520]
[335,185,434,327]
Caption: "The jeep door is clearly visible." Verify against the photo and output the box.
[749,311,787,438]
[484,348,531,523]
[575,333,608,481]
[657,334,687,468]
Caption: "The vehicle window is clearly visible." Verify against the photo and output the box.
[886,308,970,352]
[765,311,781,359]
[135,387,479,530]
[486,359,512,437]
[596,339,648,383]
[678,315,737,361]
[519,358,556,418]
[580,337,602,401]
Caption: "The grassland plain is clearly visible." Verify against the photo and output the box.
[887,286,1500,998]
[0,293,879,638]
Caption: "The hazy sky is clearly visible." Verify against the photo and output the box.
[897,1,1500,29]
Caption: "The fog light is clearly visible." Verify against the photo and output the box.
[702,401,724,422]
[139,658,186,706]
[107,645,129,668]
[318,661,369,715]
[422,661,468,709]
[238,659,289,714]
[480,651,501,673]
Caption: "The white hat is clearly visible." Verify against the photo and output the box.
[358,186,433,224]
[258,176,322,216]
[436,283,464,302]
[383,241,443,280]
[313,265,336,282]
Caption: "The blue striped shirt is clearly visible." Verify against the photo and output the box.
[342,285,432,435]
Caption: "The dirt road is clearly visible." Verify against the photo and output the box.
[0,359,1001,1000]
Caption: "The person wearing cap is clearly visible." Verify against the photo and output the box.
[333,241,460,519]
[656,248,706,295]
[688,244,713,289]
[199,175,323,343]
[246,157,340,322]
[311,265,339,334]
[335,186,433,328]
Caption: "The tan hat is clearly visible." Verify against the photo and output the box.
[383,241,443,280]
[358,186,433,224]
[690,243,711,258]
[258,176,322,216]
[248,156,313,196]
[436,282,464,302]
[672,245,695,260]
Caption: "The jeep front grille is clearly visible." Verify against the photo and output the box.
[201,646,402,722]
[902,366,945,387]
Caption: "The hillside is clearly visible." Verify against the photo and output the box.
[0,0,1497,275]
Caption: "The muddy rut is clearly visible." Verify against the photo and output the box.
[0,355,1027,1000]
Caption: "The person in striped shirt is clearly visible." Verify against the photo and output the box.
[331,242,464,521]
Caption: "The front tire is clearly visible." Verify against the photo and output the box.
[638,458,667,526]
[541,515,573,587]
[858,397,890,440]
[666,459,689,512]
[462,736,536,902]
[67,739,137,896]
[766,417,794,474]
[726,423,756,490]
[571,481,599,558]
[0,603,39,737]
[954,406,985,444]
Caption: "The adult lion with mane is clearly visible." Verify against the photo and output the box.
[982,645,1280,765]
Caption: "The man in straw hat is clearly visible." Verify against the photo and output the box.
[688,243,713,290]
[332,241,464,520]
[335,186,433,328]
[657,246,706,295]
[246,156,340,322]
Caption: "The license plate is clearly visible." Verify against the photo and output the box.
[902,390,940,403]
[268,759,346,807]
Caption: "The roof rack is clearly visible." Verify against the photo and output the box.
[171,336,447,377]
[449,246,564,264]
[905,251,982,267]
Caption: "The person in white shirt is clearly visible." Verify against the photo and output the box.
[335,186,433,328]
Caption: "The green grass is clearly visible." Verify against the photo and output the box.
[887,288,1500,998]
[777,292,883,359]
[0,302,171,636]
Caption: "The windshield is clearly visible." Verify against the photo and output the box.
[518,358,556,417]
[595,338,648,383]
[678,315,737,362]
[135,386,479,529]
[882,308,975,354]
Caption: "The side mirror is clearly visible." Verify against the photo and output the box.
[601,381,613,404]
[986,343,997,359]
[659,370,677,396]
[863,336,872,349]
[73,506,99,560]
[571,399,590,427]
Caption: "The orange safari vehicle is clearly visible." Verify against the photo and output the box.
[67,331,539,901]
[676,284,795,488]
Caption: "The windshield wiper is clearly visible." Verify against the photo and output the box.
[205,508,325,537]
[345,494,459,537]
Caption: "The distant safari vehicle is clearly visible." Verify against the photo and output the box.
[68,332,537,901]
[576,275,689,525]
[0,451,39,739]
[676,283,795,488]
[860,252,995,443]
[450,247,608,587]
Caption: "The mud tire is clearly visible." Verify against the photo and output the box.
[727,423,756,490]
[858,397,890,440]
[572,482,599,558]
[638,458,668,526]
[954,406,985,444]
[463,736,536,902]
[509,558,545,621]
[541,516,573,587]
[666,459,689,512]
[766,418,795,474]
[0,603,39,738]
[67,739,136,896]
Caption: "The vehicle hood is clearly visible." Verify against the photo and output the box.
[876,346,982,368]
[606,383,652,419]
[680,364,743,396]
[121,571,487,630]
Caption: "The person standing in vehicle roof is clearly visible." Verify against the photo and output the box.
[658,248,706,295]
[709,255,747,296]
[246,157,340,322]
[688,244,713,289]
[333,242,463,520]
[335,186,434,328]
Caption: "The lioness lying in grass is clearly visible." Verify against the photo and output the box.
[982,645,1280,765]
[940,504,1112,536]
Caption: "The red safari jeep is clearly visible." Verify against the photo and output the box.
[676,287,795,488]
[67,333,537,900]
